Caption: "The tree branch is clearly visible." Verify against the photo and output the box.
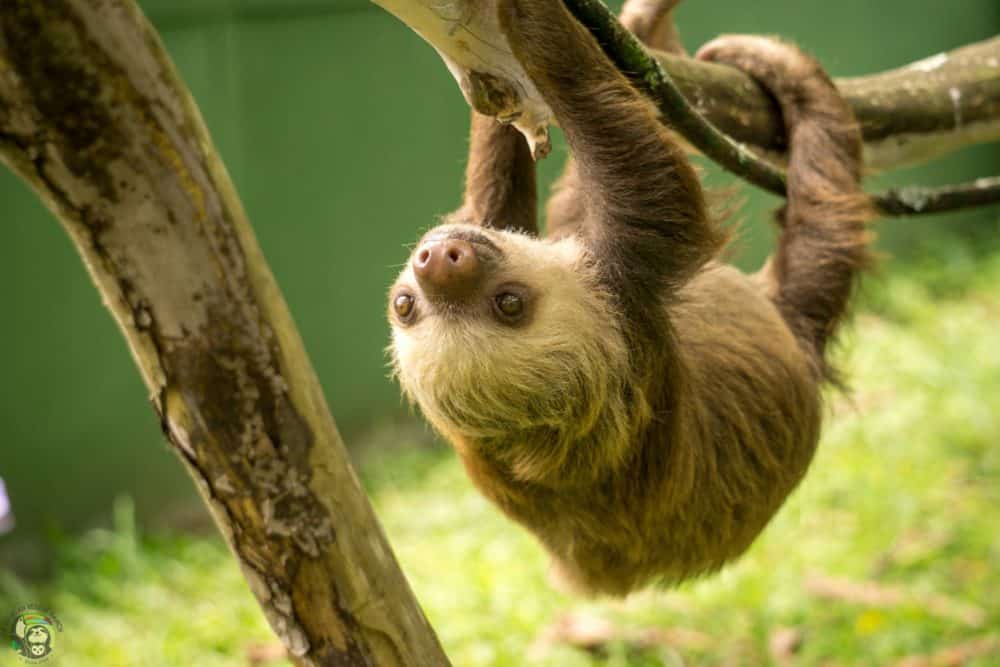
[0,2,450,665]
[371,0,1000,216]
[562,0,1000,217]
[876,176,1000,217]
[653,38,1000,172]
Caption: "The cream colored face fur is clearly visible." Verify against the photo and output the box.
[388,224,637,481]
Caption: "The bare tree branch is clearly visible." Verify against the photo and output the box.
[0,2,450,665]
[877,176,1000,217]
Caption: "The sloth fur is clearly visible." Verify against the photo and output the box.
[388,0,872,596]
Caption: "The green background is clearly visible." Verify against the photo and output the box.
[0,0,997,544]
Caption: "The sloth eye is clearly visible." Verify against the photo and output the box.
[393,293,416,322]
[494,292,524,320]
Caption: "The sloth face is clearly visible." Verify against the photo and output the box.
[389,224,552,329]
[388,224,630,448]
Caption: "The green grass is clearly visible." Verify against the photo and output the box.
[3,247,1000,666]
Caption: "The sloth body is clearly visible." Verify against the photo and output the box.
[392,249,819,595]
[389,0,870,596]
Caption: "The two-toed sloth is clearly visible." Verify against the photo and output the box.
[388,0,872,596]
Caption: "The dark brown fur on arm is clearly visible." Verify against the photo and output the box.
[452,111,538,236]
[499,0,727,295]
[697,36,875,374]
[546,0,686,238]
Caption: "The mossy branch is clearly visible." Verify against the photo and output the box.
[562,0,1000,217]
[0,2,450,665]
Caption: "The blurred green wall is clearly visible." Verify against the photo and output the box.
[0,0,997,541]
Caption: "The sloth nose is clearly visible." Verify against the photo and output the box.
[412,238,482,301]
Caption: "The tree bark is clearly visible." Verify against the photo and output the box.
[656,37,1000,171]
[371,0,1000,172]
[559,0,1000,216]
[0,2,450,666]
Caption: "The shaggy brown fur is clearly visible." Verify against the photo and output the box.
[388,0,872,596]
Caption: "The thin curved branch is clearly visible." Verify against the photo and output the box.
[562,0,1000,218]
[875,176,1000,217]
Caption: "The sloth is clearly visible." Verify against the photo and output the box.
[388,0,872,596]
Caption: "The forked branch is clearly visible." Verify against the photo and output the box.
[372,0,1000,216]
[562,0,1000,216]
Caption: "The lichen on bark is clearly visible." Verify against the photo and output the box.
[0,2,450,665]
